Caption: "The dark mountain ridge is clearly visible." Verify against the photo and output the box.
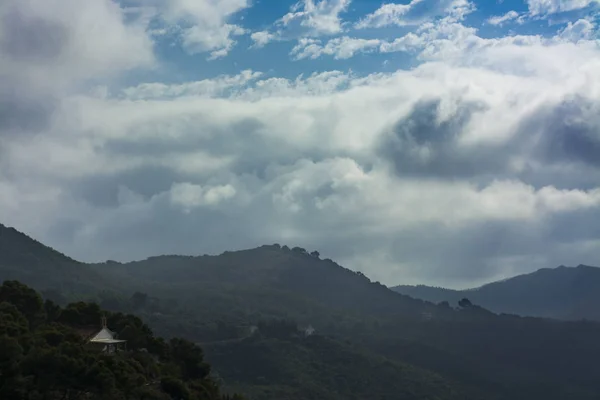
[393,264,600,320]
[4,223,600,399]
[0,223,109,294]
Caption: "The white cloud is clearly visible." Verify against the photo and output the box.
[143,0,250,58]
[294,15,600,83]
[380,33,425,53]
[355,0,474,29]
[250,31,277,48]
[487,10,520,26]
[557,19,597,41]
[249,0,351,48]
[281,0,351,35]
[170,182,236,212]
[291,36,382,59]
[290,32,428,60]
[527,0,599,16]
[183,24,247,59]
[122,70,263,100]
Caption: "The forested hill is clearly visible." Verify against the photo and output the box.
[0,223,79,265]
[94,244,442,320]
[0,280,242,400]
[0,223,112,294]
[392,264,600,320]
[4,223,600,400]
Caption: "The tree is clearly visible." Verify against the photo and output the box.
[0,281,44,324]
[0,303,29,337]
[59,301,102,326]
[0,282,242,400]
[161,377,190,400]
[458,298,472,308]
[44,300,62,322]
[41,289,67,305]
[310,251,320,258]
[437,301,451,308]
[292,247,307,254]
[169,338,210,381]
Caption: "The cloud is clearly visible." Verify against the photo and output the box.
[2,0,600,288]
[0,0,154,90]
[291,14,600,79]
[182,24,247,60]
[355,0,474,29]
[170,182,236,212]
[289,32,426,60]
[526,0,600,16]
[136,0,250,59]
[121,70,263,100]
[487,10,520,26]
[290,36,382,59]
[250,31,277,48]
[557,19,597,41]
[281,0,351,36]
[249,0,351,48]
[5,42,600,286]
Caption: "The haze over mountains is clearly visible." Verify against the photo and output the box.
[392,264,600,321]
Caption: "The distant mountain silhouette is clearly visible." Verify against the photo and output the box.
[93,244,442,323]
[392,265,600,320]
[0,223,111,294]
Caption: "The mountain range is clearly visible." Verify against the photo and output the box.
[392,264,600,321]
[3,222,600,400]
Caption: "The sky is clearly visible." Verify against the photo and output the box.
[1,0,600,289]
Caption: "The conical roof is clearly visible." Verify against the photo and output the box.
[90,327,115,342]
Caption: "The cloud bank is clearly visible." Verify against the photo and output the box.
[1,0,600,288]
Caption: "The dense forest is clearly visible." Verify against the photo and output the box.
[3,223,600,400]
[0,280,242,400]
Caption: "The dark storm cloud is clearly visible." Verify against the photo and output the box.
[527,96,600,167]
[544,208,600,245]
[71,166,185,208]
[0,7,68,62]
[379,98,513,180]
[379,95,600,190]
[0,84,56,134]
[102,115,334,180]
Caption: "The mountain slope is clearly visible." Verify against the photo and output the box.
[0,228,491,400]
[0,280,240,400]
[392,265,600,320]
[88,244,600,399]
[92,244,446,330]
[0,223,109,294]
[204,334,490,400]
[4,224,600,399]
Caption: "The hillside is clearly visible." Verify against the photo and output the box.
[4,224,600,399]
[0,280,241,400]
[92,245,442,325]
[203,332,488,400]
[392,265,600,320]
[0,223,112,295]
